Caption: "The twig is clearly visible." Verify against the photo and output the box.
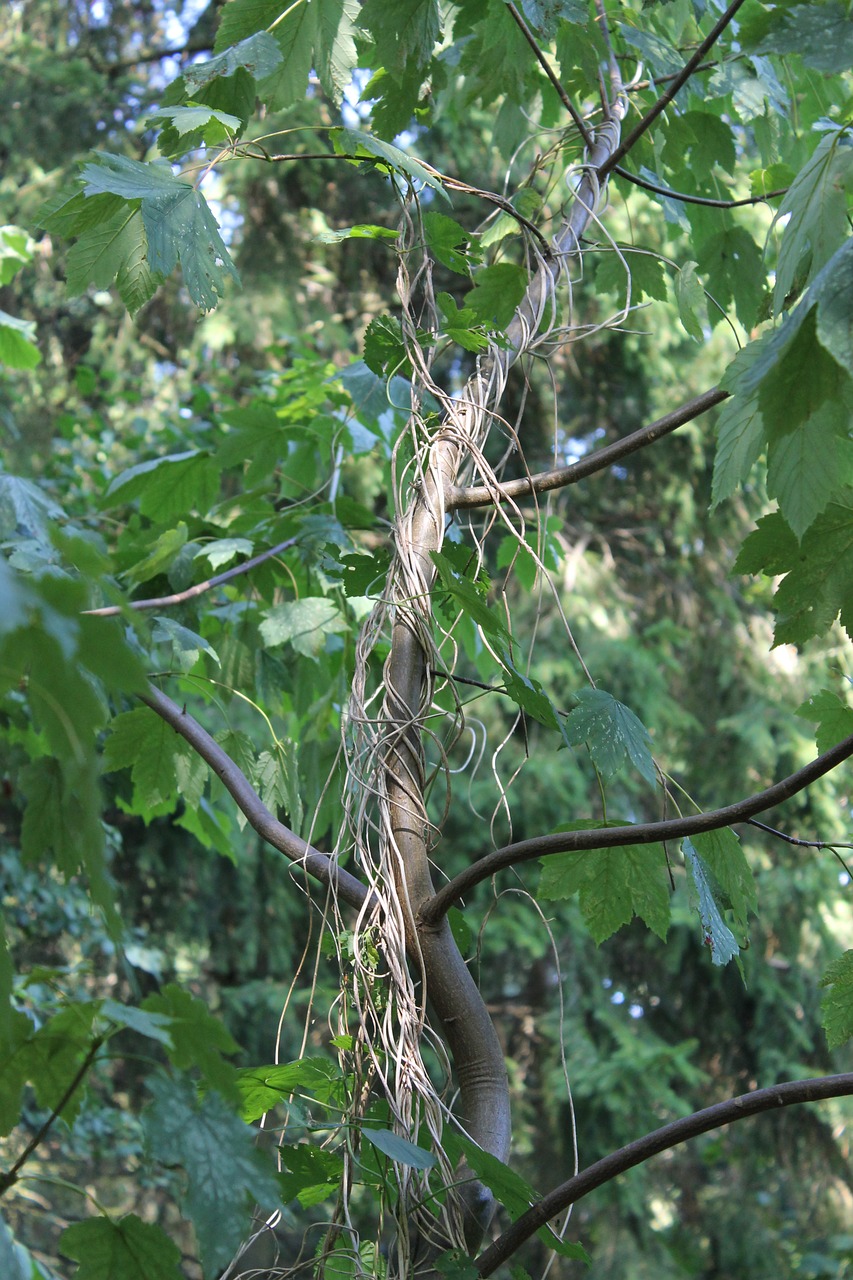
[598,0,749,178]
[613,166,787,209]
[448,388,728,510]
[419,734,853,922]
[747,818,853,853]
[0,1037,105,1197]
[504,2,595,150]
[140,684,372,914]
[83,537,298,618]
[475,1073,853,1274]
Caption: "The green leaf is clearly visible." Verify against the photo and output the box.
[315,223,398,244]
[362,1127,438,1169]
[445,1131,537,1218]
[66,205,158,316]
[80,154,179,200]
[20,758,104,880]
[466,264,528,329]
[675,261,708,341]
[253,743,303,829]
[104,706,180,815]
[363,314,410,377]
[260,597,347,658]
[766,401,853,540]
[60,1216,182,1280]
[819,951,853,1049]
[436,292,491,352]
[752,2,853,74]
[99,1000,173,1046]
[336,128,449,201]
[0,1211,29,1280]
[520,0,586,38]
[279,1143,345,1206]
[339,548,392,597]
[358,0,441,73]
[235,1058,342,1123]
[141,985,239,1096]
[538,837,670,942]
[125,523,189,586]
[184,31,283,90]
[0,470,63,542]
[566,688,657,786]
[696,226,766,328]
[28,1003,100,1122]
[430,549,509,641]
[153,615,220,672]
[143,1074,281,1276]
[689,828,755,936]
[501,661,565,737]
[315,0,359,104]
[105,450,220,522]
[772,128,853,312]
[0,310,40,369]
[423,211,477,275]
[195,537,254,570]
[683,839,740,967]
[736,500,853,645]
[711,392,764,508]
[796,689,853,754]
[148,104,242,150]
[815,239,853,375]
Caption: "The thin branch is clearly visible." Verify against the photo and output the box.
[613,165,787,209]
[504,2,595,149]
[475,1073,853,1274]
[140,684,371,914]
[419,735,853,923]
[83,537,298,618]
[448,388,728,510]
[598,0,749,178]
[0,1037,105,1197]
[747,818,853,851]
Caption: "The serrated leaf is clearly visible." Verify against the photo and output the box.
[766,402,853,540]
[28,1003,100,1122]
[501,662,564,735]
[125,523,189,586]
[772,129,853,312]
[105,450,220,522]
[260,598,346,658]
[0,311,41,369]
[279,1143,345,1206]
[566,688,657,786]
[253,743,302,829]
[683,839,740,967]
[753,1,853,74]
[796,689,853,754]
[315,0,359,103]
[690,828,755,936]
[315,223,398,244]
[466,263,528,329]
[423,211,476,275]
[538,838,670,942]
[711,393,764,508]
[143,186,239,312]
[60,1215,183,1280]
[148,103,242,141]
[141,985,239,1096]
[100,1000,173,1046]
[362,1127,438,1169]
[820,950,853,1049]
[66,205,155,314]
[0,471,63,542]
[153,615,220,672]
[696,226,766,328]
[143,1074,281,1276]
[445,1132,537,1218]
[363,314,410,376]
[430,549,509,641]
[184,31,283,90]
[337,128,449,201]
[235,1058,342,1122]
[104,706,180,814]
[815,239,853,375]
[339,548,392,597]
[195,537,254,570]
[675,261,708,341]
[358,0,441,73]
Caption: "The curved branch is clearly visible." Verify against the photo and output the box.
[504,1,595,149]
[598,0,749,178]
[475,1073,853,1275]
[613,166,787,209]
[140,684,371,914]
[448,388,727,510]
[420,735,853,923]
[83,537,298,618]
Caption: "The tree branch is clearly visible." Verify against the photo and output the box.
[140,684,371,914]
[612,166,787,209]
[475,1073,853,1274]
[504,2,595,149]
[0,1037,105,1197]
[83,538,298,618]
[420,735,853,922]
[448,388,727,510]
[598,0,749,178]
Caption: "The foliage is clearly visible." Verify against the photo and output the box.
[0,0,852,1277]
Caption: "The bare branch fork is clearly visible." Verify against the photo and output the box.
[475,1073,853,1274]
[420,734,853,924]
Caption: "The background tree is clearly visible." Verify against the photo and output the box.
[1,1,853,1278]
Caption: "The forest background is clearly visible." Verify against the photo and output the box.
[1,1,853,1278]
